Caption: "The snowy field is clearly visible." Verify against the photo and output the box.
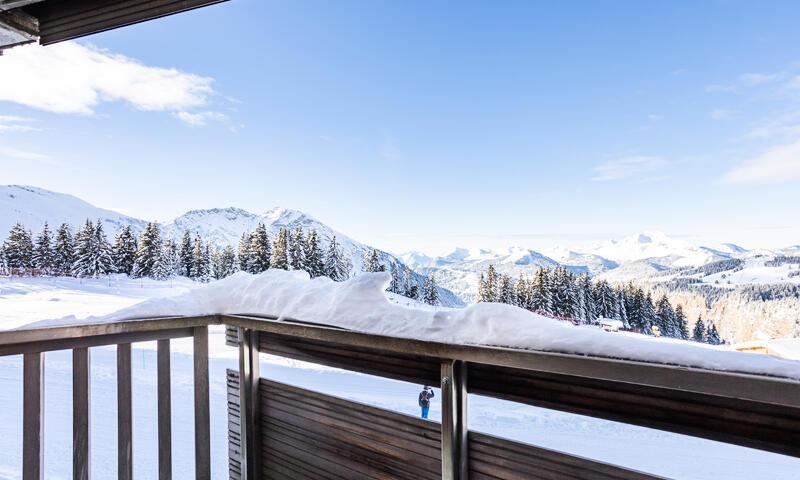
[1,276,799,479]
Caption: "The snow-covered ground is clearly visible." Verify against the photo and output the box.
[1,276,799,479]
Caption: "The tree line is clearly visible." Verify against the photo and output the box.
[477,265,722,344]
[0,220,442,305]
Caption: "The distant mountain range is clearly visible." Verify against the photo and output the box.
[2,184,799,308]
[0,185,465,307]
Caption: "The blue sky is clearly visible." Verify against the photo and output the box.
[1,0,800,254]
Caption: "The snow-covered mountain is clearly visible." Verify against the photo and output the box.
[0,185,465,307]
[0,185,147,235]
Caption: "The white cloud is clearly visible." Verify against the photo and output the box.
[722,140,800,184]
[591,156,669,182]
[0,42,222,124]
[173,111,228,127]
[739,72,783,87]
[709,109,735,121]
[0,115,40,132]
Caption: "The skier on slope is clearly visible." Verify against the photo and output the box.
[418,385,435,419]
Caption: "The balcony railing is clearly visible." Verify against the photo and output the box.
[0,314,798,480]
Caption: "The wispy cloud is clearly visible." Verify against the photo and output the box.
[0,42,227,126]
[0,115,40,133]
[739,72,784,87]
[0,145,49,161]
[721,140,800,184]
[591,156,669,182]
[173,111,228,127]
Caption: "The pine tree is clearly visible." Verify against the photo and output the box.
[54,223,75,276]
[212,245,238,280]
[476,273,488,303]
[271,228,289,270]
[515,276,531,308]
[642,293,657,335]
[323,235,349,281]
[675,305,689,340]
[706,323,721,345]
[422,275,440,306]
[179,230,194,277]
[499,274,514,304]
[0,247,7,276]
[403,266,419,299]
[388,263,403,293]
[154,239,179,280]
[655,295,677,338]
[692,316,706,343]
[33,222,55,274]
[3,222,34,273]
[484,265,498,302]
[250,223,271,273]
[237,231,253,273]
[289,227,305,271]
[363,248,383,273]
[577,273,596,323]
[191,235,210,281]
[530,268,552,314]
[72,220,113,277]
[133,222,162,278]
[303,230,325,278]
[112,225,137,275]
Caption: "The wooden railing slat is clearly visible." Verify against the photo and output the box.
[157,339,172,480]
[73,347,91,480]
[117,343,133,480]
[23,352,44,480]
[193,326,211,480]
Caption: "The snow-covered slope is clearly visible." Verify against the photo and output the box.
[0,185,464,307]
[582,231,728,268]
[0,185,146,235]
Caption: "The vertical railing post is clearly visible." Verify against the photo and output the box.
[441,360,468,480]
[73,347,91,480]
[193,326,211,480]
[23,352,44,480]
[238,327,261,480]
[117,343,133,480]
[157,339,172,480]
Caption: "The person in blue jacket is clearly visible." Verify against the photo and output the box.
[418,385,434,419]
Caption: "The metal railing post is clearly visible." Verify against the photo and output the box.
[441,360,468,480]
[238,327,261,480]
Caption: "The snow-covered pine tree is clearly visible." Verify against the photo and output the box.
[515,276,531,308]
[476,273,488,303]
[212,245,238,280]
[73,220,113,277]
[529,268,553,314]
[388,263,403,293]
[133,222,162,278]
[577,273,596,323]
[484,265,498,302]
[33,222,55,275]
[692,316,706,342]
[271,228,289,270]
[3,222,34,273]
[237,231,253,273]
[642,292,657,335]
[289,227,305,271]
[615,288,629,328]
[92,220,114,275]
[112,225,137,275]
[190,235,211,282]
[625,286,645,331]
[363,248,384,273]
[675,304,689,340]
[250,223,271,273]
[323,235,349,281]
[706,322,721,345]
[655,295,677,338]
[0,247,7,276]
[179,230,194,277]
[303,230,325,278]
[54,223,75,276]
[422,274,440,306]
[593,280,615,319]
[154,239,179,280]
[499,274,514,304]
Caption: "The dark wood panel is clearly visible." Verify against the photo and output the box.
[226,370,242,480]
[258,333,441,386]
[468,431,662,480]
[469,363,800,458]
